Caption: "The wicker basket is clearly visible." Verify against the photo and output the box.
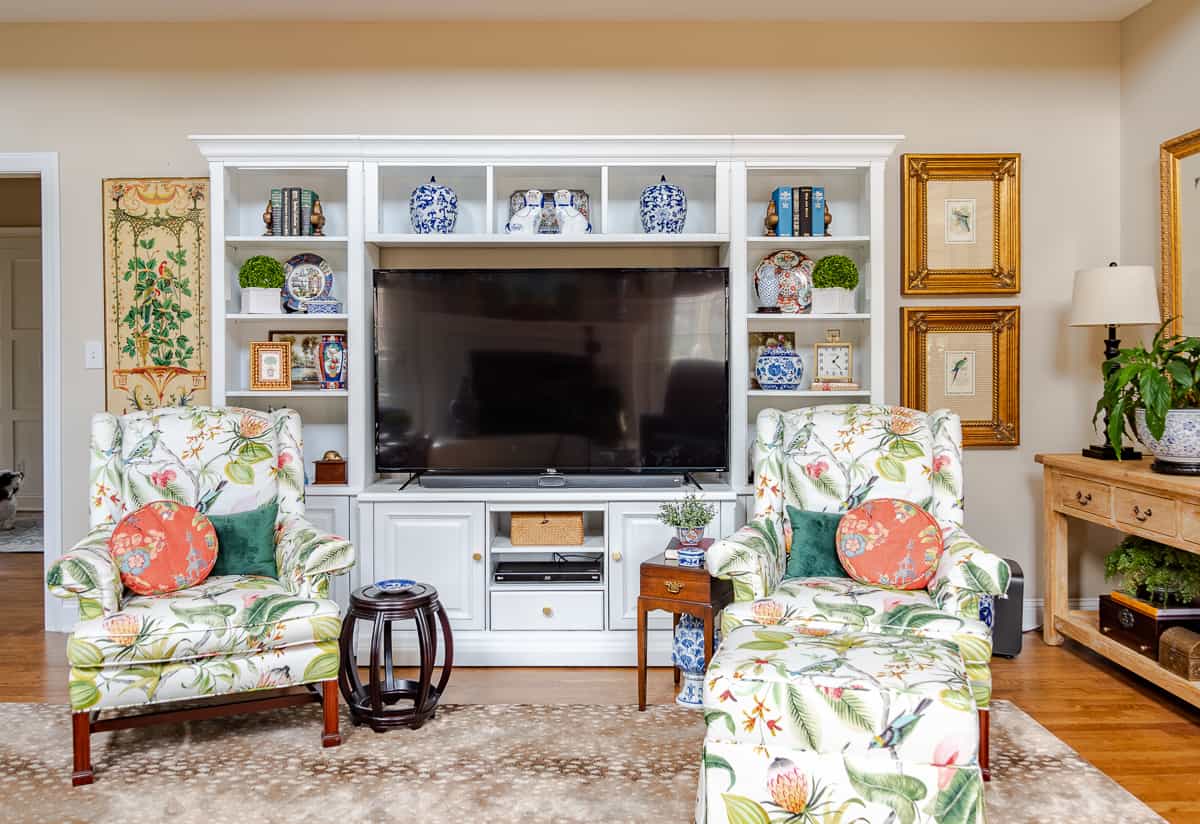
[510,512,585,546]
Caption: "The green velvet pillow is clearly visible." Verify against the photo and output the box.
[208,499,279,579]
[785,506,846,579]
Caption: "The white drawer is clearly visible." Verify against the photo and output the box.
[490,590,604,631]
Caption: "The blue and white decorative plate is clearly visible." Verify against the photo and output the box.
[375,578,417,594]
[282,253,334,312]
[640,175,687,234]
[409,176,458,234]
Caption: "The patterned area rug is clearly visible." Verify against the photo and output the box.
[0,699,1162,823]
[0,512,43,552]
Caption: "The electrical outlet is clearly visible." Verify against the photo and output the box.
[84,341,103,370]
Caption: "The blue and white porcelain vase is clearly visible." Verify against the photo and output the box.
[318,334,347,390]
[672,615,717,708]
[755,339,804,391]
[640,175,687,234]
[409,176,458,234]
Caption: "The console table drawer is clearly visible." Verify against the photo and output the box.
[490,590,604,631]
[1181,504,1200,544]
[1055,474,1111,516]
[1114,487,1177,537]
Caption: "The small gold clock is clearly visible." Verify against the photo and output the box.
[813,328,853,382]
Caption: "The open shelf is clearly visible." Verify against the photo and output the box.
[746,235,869,245]
[226,313,348,322]
[227,235,348,246]
[491,535,605,555]
[367,232,727,248]
[748,389,870,398]
[226,389,349,398]
[746,313,870,321]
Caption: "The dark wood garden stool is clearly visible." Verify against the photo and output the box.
[338,583,454,732]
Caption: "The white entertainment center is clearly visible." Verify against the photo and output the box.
[192,134,901,665]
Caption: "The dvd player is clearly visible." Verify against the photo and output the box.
[493,560,602,583]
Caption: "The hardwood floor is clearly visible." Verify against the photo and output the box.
[5,553,1199,822]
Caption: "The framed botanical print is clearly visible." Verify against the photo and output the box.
[269,330,339,387]
[901,307,1020,447]
[901,153,1021,295]
[249,342,292,391]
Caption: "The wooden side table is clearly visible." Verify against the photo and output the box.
[637,552,733,710]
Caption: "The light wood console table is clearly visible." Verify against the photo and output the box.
[1037,453,1200,707]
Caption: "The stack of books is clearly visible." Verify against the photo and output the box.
[770,186,826,237]
[270,188,321,236]
[810,381,862,392]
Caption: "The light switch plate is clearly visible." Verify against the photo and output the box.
[84,340,104,370]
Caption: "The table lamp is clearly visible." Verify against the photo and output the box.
[1069,262,1162,459]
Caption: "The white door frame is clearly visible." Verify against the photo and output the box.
[0,155,63,631]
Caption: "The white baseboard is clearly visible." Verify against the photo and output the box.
[356,628,676,668]
[1020,597,1099,633]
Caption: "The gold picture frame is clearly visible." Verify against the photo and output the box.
[249,342,292,391]
[901,306,1020,447]
[901,153,1021,295]
[1159,127,1200,336]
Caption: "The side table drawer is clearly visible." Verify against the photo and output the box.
[1180,503,1200,544]
[1114,487,1177,537]
[490,590,604,631]
[1055,474,1112,517]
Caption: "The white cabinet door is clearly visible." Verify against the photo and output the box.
[608,501,726,631]
[372,501,486,630]
[304,494,354,611]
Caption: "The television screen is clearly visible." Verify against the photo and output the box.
[374,267,729,474]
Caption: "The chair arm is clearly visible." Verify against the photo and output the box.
[45,527,123,618]
[275,513,355,598]
[705,514,786,602]
[928,524,1012,621]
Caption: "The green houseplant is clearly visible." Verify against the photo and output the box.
[658,493,717,551]
[811,255,859,314]
[1093,320,1200,471]
[1105,534,1200,606]
[237,255,285,314]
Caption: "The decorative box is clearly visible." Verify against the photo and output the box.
[304,299,342,314]
[1099,592,1200,660]
[313,450,347,485]
[639,175,687,233]
[510,512,584,546]
[1159,626,1200,680]
[409,176,458,234]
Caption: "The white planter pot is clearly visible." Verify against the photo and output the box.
[811,287,855,314]
[1135,408,1200,471]
[241,287,283,314]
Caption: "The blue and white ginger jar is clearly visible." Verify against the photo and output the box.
[639,175,687,234]
[409,176,458,234]
[672,615,718,708]
[755,340,803,391]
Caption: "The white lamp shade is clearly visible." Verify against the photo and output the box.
[1068,265,1162,327]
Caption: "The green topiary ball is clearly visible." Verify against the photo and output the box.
[238,255,285,289]
[812,255,860,290]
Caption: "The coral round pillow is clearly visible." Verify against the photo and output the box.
[108,501,218,595]
[835,498,944,590]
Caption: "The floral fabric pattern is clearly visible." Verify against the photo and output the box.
[836,498,943,590]
[109,501,218,595]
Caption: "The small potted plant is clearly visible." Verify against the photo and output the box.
[238,255,285,314]
[810,254,859,314]
[1094,321,1200,473]
[1105,534,1200,606]
[658,493,717,568]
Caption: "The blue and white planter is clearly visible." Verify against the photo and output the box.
[639,175,687,234]
[672,615,718,708]
[1135,408,1200,471]
[755,341,804,391]
[409,176,458,234]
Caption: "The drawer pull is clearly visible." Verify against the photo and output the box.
[472,552,483,562]
[1075,490,1092,505]
[664,580,684,595]
[611,551,622,562]
[1118,608,1135,629]
[1132,505,1153,522]
[542,606,553,617]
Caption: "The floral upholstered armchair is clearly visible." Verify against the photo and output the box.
[707,405,1011,763]
[46,407,355,785]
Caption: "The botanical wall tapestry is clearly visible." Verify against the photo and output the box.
[103,178,210,413]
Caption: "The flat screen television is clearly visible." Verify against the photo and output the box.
[373,267,729,474]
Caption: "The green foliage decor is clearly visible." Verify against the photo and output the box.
[120,237,195,367]
[1105,534,1200,605]
[812,255,860,290]
[237,255,285,289]
[1093,320,1200,455]
[657,493,716,529]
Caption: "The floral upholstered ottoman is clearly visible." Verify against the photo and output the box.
[697,625,985,824]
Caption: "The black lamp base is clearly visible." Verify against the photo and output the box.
[1081,443,1141,461]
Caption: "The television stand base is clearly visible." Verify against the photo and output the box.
[418,473,688,490]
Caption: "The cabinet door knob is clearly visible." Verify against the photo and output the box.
[611,551,622,562]
[472,552,483,561]
[542,606,553,617]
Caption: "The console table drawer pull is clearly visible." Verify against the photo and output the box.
[664,580,684,595]
[1132,505,1152,522]
[1075,491,1092,505]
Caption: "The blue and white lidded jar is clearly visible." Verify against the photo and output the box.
[639,175,688,234]
[672,615,718,708]
[409,176,458,234]
[755,339,804,391]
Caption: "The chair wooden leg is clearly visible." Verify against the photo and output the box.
[321,679,342,747]
[71,712,93,786]
[979,708,990,782]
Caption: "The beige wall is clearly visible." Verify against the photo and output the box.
[0,178,40,226]
[0,21,1124,605]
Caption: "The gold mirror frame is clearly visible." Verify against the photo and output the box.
[1160,128,1200,335]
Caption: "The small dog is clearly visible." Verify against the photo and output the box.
[0,471,23,530]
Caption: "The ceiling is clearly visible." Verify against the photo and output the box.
[0,0,1153,22]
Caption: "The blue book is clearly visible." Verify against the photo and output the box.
[812,186,826,237]
[772,186,793,237]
